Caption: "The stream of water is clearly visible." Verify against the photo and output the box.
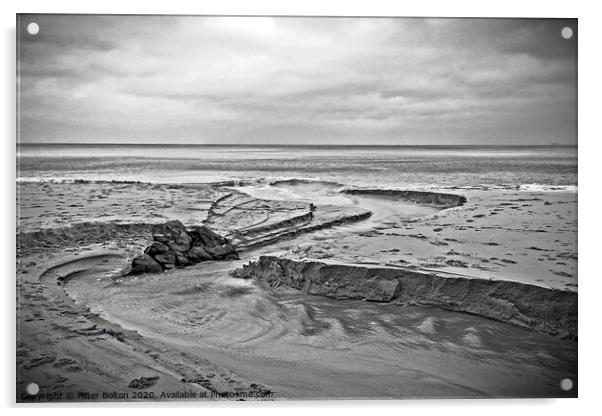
[60,255,577,399]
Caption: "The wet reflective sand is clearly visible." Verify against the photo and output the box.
[64,256,577,399]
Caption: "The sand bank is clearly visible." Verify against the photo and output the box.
[233,256,577,339]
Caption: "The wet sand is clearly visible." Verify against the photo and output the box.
[17,181,228,233]
[16,180,577,400]
[65,258,577,399]
[243,182,577,291]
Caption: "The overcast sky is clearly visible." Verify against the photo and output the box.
[18,15,577,145]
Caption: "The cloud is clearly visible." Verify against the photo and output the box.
[17,15,577,144]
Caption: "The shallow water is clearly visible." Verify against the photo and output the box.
[237,181,442,226]
[63,256,577,399]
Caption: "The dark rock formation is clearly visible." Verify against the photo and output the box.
[128,220,238,275]
[186,246,213,262]
[175,253,190,267]
[154,220,192,252]
[145,241,176,268]
[130,254,163,274]
[188,225,238,260]
[232,256,578,340]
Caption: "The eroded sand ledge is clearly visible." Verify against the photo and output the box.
[341,188,468,207]
[233,256,577,340]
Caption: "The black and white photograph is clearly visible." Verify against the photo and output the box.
[15,13,578,402]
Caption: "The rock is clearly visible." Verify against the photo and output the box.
[128,221,238,275]
[189,225,229,245]
[175,253,190,267]
[188,226,237,259]
[144,241,176,267]
[206,243,237,260]
[130,254,163,274]
[152,220,191,252]
[152,234,170,245]
[154,252,176,268]
[144,241,170,257]
[224,252,240,260]
[186,246,213,262]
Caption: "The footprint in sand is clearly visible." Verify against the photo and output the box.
[53,358,76,368]
[445,259,469,268]
[551,270,573,278]
[24,354,56,369]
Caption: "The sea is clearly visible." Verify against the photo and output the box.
[16,144,577,192]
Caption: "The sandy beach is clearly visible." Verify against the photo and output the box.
[16,179,577,401]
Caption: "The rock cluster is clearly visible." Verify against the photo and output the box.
[129,220,238,274]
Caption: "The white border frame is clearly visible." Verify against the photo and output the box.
[3,1,599,414]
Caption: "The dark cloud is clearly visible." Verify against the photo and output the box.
[17,15,577,145]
